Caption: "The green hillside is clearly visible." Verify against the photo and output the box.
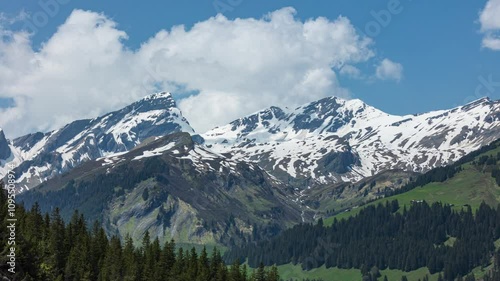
[325,141,500,226]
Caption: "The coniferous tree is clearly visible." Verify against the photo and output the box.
[123,234,139,281]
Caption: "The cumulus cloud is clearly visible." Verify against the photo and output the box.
[479,0,500,50]
[375,59,403,82]
[0,7,390,137]
[339,65,362,79]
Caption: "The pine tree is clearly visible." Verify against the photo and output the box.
[149,237,162,281]
[49,208,66,278]
[267,265,279,281]
[90,221,108,281]
[188,247,199,280]
[241,264,248,281]
[123,234,139,281]
[100,235,124,281]
[210,248,222,279]
[256,262,266,281]
[141,231,154,281]
[173,247,186,279]
[197,246,210,281]
[229,259,242,281]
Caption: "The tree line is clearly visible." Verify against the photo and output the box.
[0,181,280,281]
[226,200,500,281]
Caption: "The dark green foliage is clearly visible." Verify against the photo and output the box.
[0,183,279,281]
[142,188,149,201]
[475,152,500,186]
[492,168,500,186]
[227,200,500,281]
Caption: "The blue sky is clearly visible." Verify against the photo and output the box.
[0,0,499,136]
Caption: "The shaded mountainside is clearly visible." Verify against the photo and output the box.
[19,132,302,247]
[204,96,500,188]
[0,92,194,189]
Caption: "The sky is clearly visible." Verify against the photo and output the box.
[0,0,499,138]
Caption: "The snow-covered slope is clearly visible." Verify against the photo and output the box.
[203,96,500,186]
[98,132,263,179]
[0,92,194,189]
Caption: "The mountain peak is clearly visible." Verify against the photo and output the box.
[473,96,492,104]
[0,128,11,160]
[2,92,195,189]
[143,91,173,101]
[126,92,178,113]
[460,96,495,112]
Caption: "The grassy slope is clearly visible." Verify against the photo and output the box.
[277,264,361,281]
[276,264,440,281]
[325,145,500,225]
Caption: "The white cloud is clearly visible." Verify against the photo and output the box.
[479,0,500,50]
[0,7,389,137]
[339,64,362,79]
[375,59,403,82]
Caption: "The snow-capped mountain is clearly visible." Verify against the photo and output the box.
[3,92,499,191]
[203,96,500,186]
[0,92,194,189]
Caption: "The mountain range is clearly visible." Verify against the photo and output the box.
[1,92,499,246]
[203,96,500,187]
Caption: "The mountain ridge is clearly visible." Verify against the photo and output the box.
[203,95,500,187]
[2,92,499,193]
[1,92,194,189]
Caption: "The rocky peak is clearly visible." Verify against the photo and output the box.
[0,129,11,160]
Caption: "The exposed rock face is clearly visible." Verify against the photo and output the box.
[0,129,11,160]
